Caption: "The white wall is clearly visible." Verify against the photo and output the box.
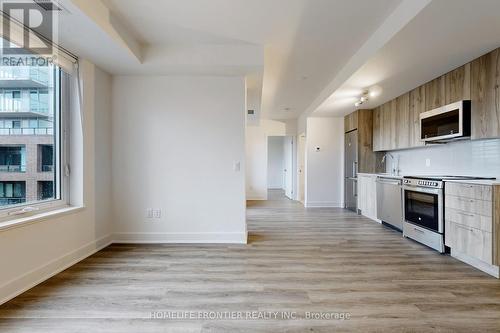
[305,117,344,207]
[112,76,247,243]
[0,61,113,303]
[267,136,285,189]
[387,138,500,178]
[94,67,113,237]
[245,119,286,200]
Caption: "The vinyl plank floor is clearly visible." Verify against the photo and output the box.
[1,190,500,332]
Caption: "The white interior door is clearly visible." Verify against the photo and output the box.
[297,133,306,203]
[283,136,293,199]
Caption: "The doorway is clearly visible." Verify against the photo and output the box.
[267,136,295,200]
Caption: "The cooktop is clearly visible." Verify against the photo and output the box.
[404,175,496,181]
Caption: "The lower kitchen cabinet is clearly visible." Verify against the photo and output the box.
[445,182,500,278]
[357,174,378,221]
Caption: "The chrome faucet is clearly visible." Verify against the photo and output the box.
[381,153,399,175]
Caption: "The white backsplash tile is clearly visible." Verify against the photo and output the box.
[386,139,500,178]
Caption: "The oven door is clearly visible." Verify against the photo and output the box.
[403,186,443,233]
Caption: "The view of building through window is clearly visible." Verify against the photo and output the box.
[0,39,58,208]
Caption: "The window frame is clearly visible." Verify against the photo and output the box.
[0,66,71,221]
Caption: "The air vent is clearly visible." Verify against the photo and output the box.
[33,0,63,11]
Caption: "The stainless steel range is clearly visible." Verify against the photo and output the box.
[402,175,495,253]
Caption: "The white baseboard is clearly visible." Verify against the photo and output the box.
[113,232,248,244]
[451,250,500,278]
[0,234,113,306]
[305,201,343,208]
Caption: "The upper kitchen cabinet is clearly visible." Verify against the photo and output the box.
[372,106,382,151]
[381,101,396,150]
[424,75,445,111]
[344,111,358,133]
[409,86,426,148]
[395,92,410,149]
[373,98,406,151]
[344,109,384,173]
[445,63,471,104]
[471,48,500,140]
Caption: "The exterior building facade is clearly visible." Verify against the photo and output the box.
[0,65,55,206]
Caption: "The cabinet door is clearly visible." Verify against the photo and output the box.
[357,175,377,221]
[372,107,382,151]
[409,86,425,147]
[471,48,500,140]
[451,222,493,265]
[445,63,470,104]
[424,75,445,111]
[357,110,376,173]
[344,111,358,133]
[380,101,396,150]
[395,92,410,149]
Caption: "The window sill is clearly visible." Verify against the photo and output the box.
[0,206,85,232]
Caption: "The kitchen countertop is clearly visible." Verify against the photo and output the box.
[357,173,404,179]
[443,179,500,186]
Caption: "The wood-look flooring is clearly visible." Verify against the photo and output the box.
[1,189,500,332]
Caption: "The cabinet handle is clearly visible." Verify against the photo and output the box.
[413,227,425,233]
[456,212,475,218]
[456,224,475,233]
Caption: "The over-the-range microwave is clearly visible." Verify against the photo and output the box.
[420,100,471,142]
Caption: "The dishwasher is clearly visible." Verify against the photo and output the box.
[376,176,403,231]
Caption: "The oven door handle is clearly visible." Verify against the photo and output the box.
[403,185,442,195]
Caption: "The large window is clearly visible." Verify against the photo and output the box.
[0,38,69,215]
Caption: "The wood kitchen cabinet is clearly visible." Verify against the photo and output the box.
[373,96,409,151]
[424,75,445,111]
[408,86,426,147]
[372,106,382,151]
[344,109,384,173]
[444,63,471,104]
[445,182,500,278]
[395,93,410,149]
[378,101,396,151]
[470,48,500,140]
[344,111,358,133]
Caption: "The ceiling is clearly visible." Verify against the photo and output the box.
[53,0,500,122]
[314,0,500,117]
[58,0,401,120]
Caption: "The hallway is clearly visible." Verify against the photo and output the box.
[1,196,500,332]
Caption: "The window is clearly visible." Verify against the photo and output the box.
[0,146,26,172]
[0,181,26,206]
[0,37,70,216]
[39,145,54,172]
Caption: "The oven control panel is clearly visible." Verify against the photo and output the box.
[403,178,443,188]
[418,181,439,187]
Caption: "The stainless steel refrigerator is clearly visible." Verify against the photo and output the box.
[344,130,358,212]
